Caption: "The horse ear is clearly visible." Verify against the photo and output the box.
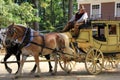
[11,23,15,26]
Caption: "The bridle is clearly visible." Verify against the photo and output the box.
[6,26,26,42]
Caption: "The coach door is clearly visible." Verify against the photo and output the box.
[107,24,118,52]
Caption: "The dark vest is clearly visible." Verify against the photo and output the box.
[75,12,84,21]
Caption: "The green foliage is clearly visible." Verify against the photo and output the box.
[0,0,40,28]
[39,0,77,31]
[0,0,77,31]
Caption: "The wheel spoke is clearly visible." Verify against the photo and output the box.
[94,50,97,57]
[96,63,101,69]
[92,50,95,57]
[85,48,103,74]
[91,65,95,72]
[96,53,101,59]
[59,58,76,73]
[86,58,93,62]
[88,62,93,70]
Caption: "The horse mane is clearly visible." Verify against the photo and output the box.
[15,24,27,28]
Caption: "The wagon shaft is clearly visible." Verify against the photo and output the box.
[1,59,55,63]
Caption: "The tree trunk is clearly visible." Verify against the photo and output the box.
[50,0,55,25]
[68,0,73,20]
[32,0,39,31]
[62,0,65,21]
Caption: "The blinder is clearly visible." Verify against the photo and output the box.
[5,27,20,46]
[7,27,16,37]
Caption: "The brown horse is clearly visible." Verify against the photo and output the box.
[5,23,73,77]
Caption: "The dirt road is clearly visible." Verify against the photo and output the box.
[0,55,120,80]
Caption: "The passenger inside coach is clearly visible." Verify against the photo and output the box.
[109,25,116,35]
[92,24,106,41]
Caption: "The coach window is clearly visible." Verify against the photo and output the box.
[92,24,106,41]
[108,24,116,35]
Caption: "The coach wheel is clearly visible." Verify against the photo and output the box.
[103,57,116,70]
[85,47,104,75]
[59,55,76,73]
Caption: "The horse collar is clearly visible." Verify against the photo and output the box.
[19,28,32,49]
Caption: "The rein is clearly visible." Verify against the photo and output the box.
[30,41,55,51]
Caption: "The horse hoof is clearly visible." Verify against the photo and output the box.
[34,73,40,77]
[15,76,19,79]
[67,71,71,74]
[14,71,19,75]
[51,72,56,75]
[30,72,34,74]
[7,68,12,74]
[30,70,35,74]
[49,70,53,73]
[14,75,20,79]
[34,74,40,77]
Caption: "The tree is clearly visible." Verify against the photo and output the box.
[31,0,40,30]
[68,0,73,20]
[0,0,77,31]
[0,0,40,28]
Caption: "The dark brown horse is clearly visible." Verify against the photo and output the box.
[5,23,73,77]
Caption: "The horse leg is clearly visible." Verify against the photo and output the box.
[31,54,52,73]
[30,64,37,73]
[4,53,12,73]
[45,55,53,72]
[15,52,21,74]
[51,53,58,75]
[34,55,41,77]
[15,54,27,78]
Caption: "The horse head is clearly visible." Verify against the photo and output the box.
[5,23,26,47]
[0,28,7,48]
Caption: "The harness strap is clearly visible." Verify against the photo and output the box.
[38,34,45,55]
[30,41,67,55]
[18,28,31,50]
[30,41,55,51]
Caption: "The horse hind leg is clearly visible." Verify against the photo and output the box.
[45,55,53,72]
[30,64,37,74]
[51,53,58,75]
[30,54,52,74]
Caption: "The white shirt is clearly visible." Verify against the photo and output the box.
[69,12,88,23]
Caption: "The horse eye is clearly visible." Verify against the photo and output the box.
[4,32,6,35]
[8,29,14,36]
[10,31,14,36]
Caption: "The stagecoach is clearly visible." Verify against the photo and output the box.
[59,20,120,75]
[1,20,120,76]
